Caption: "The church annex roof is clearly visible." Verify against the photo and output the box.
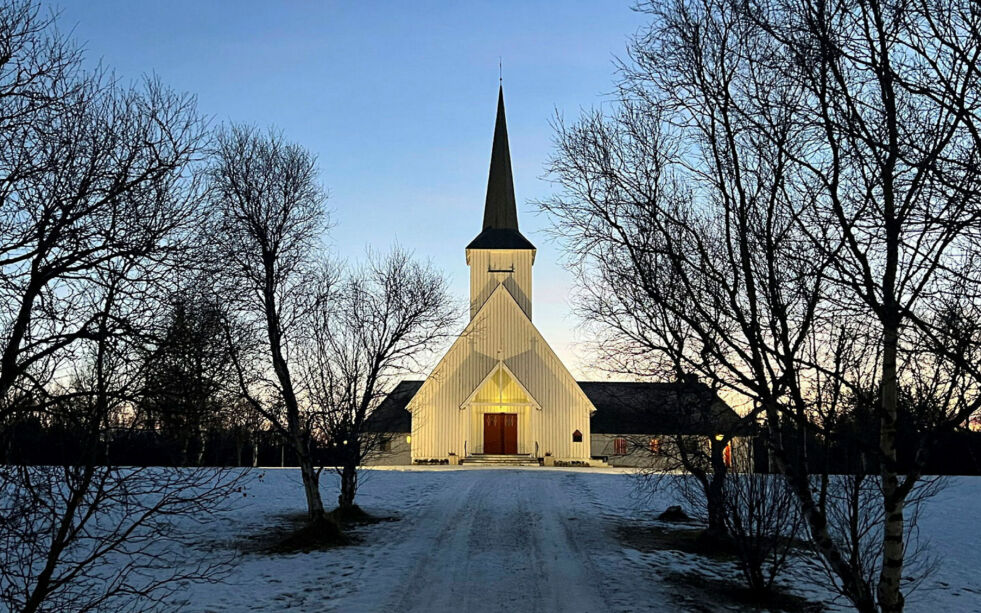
[373,378,746,436]
[365,380,422,432]
[582,381,746,435]
[466,86,536,252]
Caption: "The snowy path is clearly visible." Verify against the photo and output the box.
[169,469,981,612]
[386,471,609,613]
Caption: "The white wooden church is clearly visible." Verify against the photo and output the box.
[368,87,742,467]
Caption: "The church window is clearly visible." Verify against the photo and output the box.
[572,429,583,443]
[379,439,392,452]
[613,437,628,455]
[649,438,661,455]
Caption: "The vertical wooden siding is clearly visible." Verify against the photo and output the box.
[468,249,533,320]
[410,284,593,460]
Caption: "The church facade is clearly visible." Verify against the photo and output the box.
[366,87,744,467]
[408,87,596,463]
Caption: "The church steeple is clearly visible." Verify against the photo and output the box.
[483,85,518,231]
[467,86,535,251]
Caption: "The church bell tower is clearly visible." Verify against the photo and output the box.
[466,86,536,320]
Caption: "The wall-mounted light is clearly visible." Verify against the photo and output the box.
[715,434,724,441]
[406,435,412,444]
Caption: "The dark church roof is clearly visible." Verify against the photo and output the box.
[582,381,745,435]
[368,379,745,436]
[365,380,423,432]
[466,86,536,252]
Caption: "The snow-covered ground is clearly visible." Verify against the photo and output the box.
[168,468,981,612]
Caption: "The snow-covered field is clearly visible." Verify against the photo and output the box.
[167,468,981,612]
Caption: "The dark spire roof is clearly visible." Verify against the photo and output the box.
[467,86,535,251]
[483,86,517,230]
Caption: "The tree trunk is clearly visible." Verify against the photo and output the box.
[764,403,877,612]
[706,490,725,535]
[0,278,42,404]
[196,426,207,466]
[705,452,725,535]
[298,453,325,519]
[877,321,905,613]
[262,261,327,521]
[874,8,905,607]
[338,462,358,509]
[706,437,728,536]
[252,435,259,468]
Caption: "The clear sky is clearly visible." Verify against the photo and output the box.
[53,1,646,379]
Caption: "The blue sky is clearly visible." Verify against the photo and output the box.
[54,1,646,378]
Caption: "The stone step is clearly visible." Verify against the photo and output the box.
[465,462,541,466]
[464,455,540,466]
[466,456,534,462]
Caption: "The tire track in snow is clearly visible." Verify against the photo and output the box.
[386,470,609,613]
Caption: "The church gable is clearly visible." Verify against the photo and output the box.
[409,283,593,416]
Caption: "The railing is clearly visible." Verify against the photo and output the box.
[464,440,468,457]
[534,441,539,459]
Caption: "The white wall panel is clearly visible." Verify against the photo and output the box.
[410,282,594,461]
[467,249,533,320]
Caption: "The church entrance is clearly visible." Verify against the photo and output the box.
[483,413,518,454]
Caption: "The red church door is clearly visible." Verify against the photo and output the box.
[484,413,518,454]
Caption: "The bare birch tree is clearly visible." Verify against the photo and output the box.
[741,1,981,607]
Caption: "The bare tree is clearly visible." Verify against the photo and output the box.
[636,386,748,535]
[0,4,245,611]
[739,1,981,608]
[0,1,82,135]
[542,0,981,610]
[304,248,455,514]
[721,442,803,595]
[1,259,243,613]
[206,124,334,524]
[0,31,204,410]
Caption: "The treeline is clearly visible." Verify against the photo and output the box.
[0,420,349,467]
[751,428,981,476]
[750,387,981,475]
